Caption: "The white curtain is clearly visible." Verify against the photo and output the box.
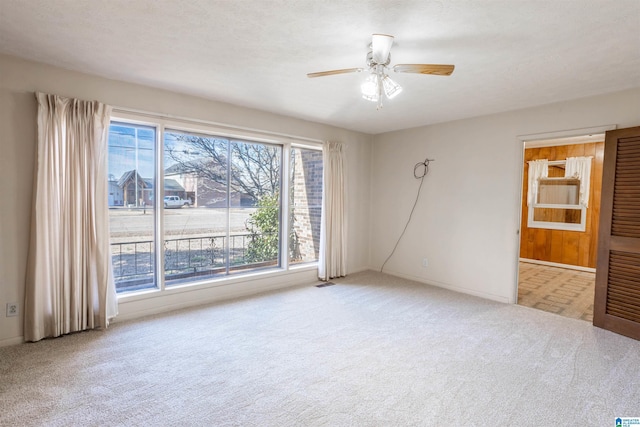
[527,159,548,206]
[318,141,347,281]
[565,156,592,207]
[24,93,117,342]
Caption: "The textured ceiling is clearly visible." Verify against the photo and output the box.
[1,0,639,134]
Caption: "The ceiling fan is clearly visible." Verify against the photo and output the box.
[307,34,454,109]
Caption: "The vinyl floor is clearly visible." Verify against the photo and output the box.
[517,261,595,322]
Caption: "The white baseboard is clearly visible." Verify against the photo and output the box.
[346,265,372,275]
[0,336,24,347]
[519,258,596,273]
[379,268,511,304]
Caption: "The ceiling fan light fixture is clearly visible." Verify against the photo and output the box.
[362,93,380,103]
[307,34,454,110]
[382,75,402,99]
[361,74,380,102]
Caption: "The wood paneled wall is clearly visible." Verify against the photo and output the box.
[520,142,604,268]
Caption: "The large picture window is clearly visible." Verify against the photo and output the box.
[108,118,321,294]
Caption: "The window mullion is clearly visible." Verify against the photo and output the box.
[280,143,291,271]
[533,203,583,209]
[156,123,166,291]
[225,140,231,275]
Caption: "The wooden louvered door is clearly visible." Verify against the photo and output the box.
[593,126,640,340]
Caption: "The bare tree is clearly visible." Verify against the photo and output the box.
[165,134,280,203]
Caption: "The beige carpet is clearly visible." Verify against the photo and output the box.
[1,271,639,426]
[518,262,595,322]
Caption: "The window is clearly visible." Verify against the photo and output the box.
[108,122,157,292]
[108,117,321,294]
[528,161,587,231]
[163,130,281,286]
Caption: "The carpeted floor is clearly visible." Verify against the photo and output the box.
[1,270,638,426]
[518,262,595,322]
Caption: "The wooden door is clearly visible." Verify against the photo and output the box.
[593,126,640,340]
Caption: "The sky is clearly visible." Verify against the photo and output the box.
[108,122,156,180]
[107,122,282,185]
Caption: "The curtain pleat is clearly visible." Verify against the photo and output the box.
[527,159,549,206]
[565,156,592,207]
[24,93,117,342]
[318,141,347,281]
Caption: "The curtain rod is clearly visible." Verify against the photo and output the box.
[111,105,324,145]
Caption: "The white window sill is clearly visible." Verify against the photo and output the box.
[117,262,318,303]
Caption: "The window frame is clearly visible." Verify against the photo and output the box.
[109,110,322,299]
[527,160,587,232]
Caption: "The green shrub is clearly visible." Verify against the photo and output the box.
[246,194,280,262]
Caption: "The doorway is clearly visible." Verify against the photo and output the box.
[516,131,607,321]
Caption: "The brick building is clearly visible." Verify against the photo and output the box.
[290,149,323,263]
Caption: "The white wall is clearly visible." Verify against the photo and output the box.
[2,52,638,346]
[370,88,640,303]
[0,54,372,346]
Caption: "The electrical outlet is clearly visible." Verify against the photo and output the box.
[6,303,18,317]
[422,258,428,268]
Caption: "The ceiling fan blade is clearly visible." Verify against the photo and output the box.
[371,34,394,64]
[393,64,455,76]
[307,68,364,78]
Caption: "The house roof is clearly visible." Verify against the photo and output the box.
[0,1,638,134]
[118,170,185,193]
[153,179,185,193]
[117,170,146,188]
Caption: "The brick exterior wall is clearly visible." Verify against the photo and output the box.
[290,148,323,262]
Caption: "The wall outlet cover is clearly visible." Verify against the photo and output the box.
[6,303,18,317]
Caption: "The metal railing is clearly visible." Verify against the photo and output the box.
[111,233,277,292]
[110,240,154,286]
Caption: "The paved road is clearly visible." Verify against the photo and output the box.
[109,206,256,242]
